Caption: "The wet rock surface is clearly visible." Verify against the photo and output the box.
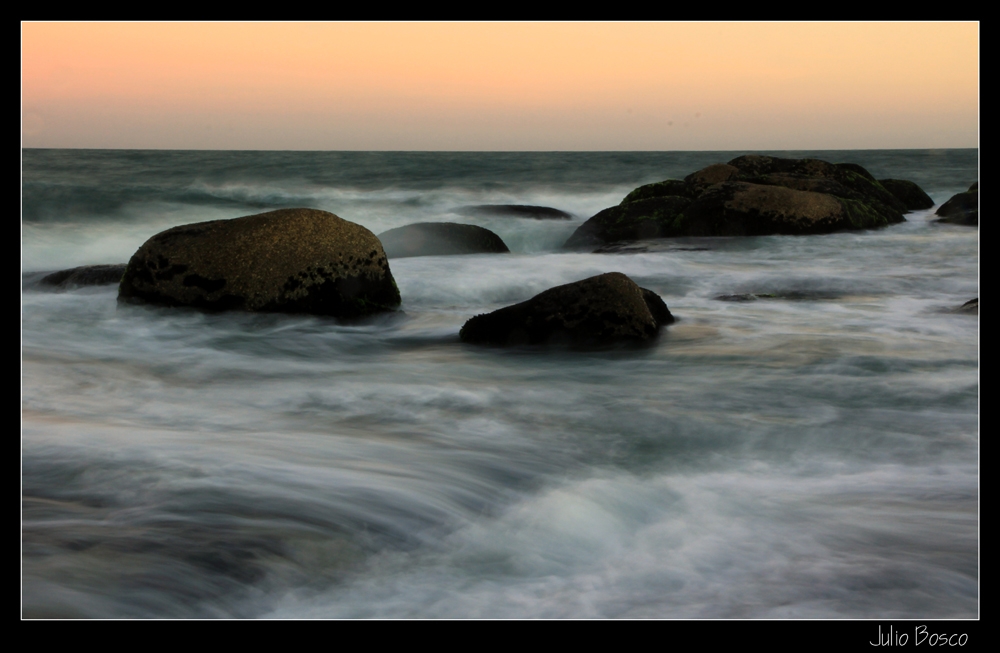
[565,155,912,249]
[118,208,401,318]
[459,272,674,347]
[377,222,510,258]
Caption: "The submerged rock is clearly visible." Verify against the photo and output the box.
[565,156,910,249]
[39,264,128,289]
[457,205,572,220]
[459,272,674,346]
[377,222,509,258]
[118,208,401,317]
[935,183,978,226]
[953,298,978,314]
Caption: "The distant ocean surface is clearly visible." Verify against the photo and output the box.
[22,149,978,618]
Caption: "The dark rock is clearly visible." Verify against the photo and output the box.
[621,179,692,204]
[459,272,673,347]
[954,298,978,314]
[564,155,909,249]
[377,222,509,258]
[457,205,572,220]
[727,155,908,214]
[118,208,401,317]
[935,189,978,226]
[652,182,901,238]
[878,179,935,210]
[564,196,691,249]
[39,264,127,289]
[683,163,740,190]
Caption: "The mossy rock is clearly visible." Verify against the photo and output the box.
[378,222,509,258]
[459,272,674,347]
[118,208,401,317]
[878,179,934,210]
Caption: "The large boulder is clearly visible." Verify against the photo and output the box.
[377,222,509,258]
[118,208,401,317]
[459,272,674,346]
[564,156,910,249]
[935,183,978,225]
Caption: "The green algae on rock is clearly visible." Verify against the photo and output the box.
[118,208,401,318]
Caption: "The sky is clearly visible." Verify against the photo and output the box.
[21,22,979,151]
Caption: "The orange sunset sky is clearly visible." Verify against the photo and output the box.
[21,22,979,151]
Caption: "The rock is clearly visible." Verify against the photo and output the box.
[953,298,978,314]
[620,179,692,204]
[878,179,935,210]
[683,163,740,190]
[564,155,910,249]
[677,181,903,236]
[935,186,978,226]
[39,264,128,289]
[457,205,572,220]
[459,272,674,346]
[564,196,691,248]
[118,208,401,317]
[377,222,509,258]
[726,155,908,213]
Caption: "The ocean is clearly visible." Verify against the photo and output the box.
[21,149,978,618]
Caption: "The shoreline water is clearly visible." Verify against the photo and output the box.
[22,149,978,618]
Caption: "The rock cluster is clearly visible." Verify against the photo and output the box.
[565,155,922,248]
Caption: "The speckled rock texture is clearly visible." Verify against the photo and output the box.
[118,208,401,317]
[565,156,911,249]
[459,272,674,346]
[39,264,128,289]
[377,222,510,258]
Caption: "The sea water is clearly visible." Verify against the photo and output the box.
[22,149,978,618]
